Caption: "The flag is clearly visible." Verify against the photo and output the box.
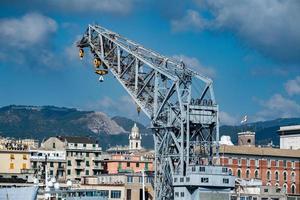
[241,115,247,124]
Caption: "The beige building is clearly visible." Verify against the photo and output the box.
[41,136,103,182]
[0,149,31,174]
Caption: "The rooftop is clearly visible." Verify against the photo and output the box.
[57,136,95,144]
[278,125,300,132]
[219,145,300,158]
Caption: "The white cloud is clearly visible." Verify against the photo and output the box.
[173,54,216,77]
[285,76,300,96]
[171,9,207,32]
[254,94,300,121]
[0,13,57,48]
[188,0,300,63]
[219,111,238,125]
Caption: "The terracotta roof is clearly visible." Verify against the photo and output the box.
[57,136,95,144]
[219,145,300,158]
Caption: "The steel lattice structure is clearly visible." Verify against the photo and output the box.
[77,25,232,200]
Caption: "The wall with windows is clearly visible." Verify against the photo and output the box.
[0,150,30,174]
[220,155,300,195]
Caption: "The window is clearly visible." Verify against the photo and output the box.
[175,192,179,197]
[83,144,86,148]
[77,161,81,166]
[50,170,53,175]
[199,166,205,172]
[9,163,14,169]
[201,177,209,183]
[283,171,287,182]
[228,157,232,165]
[111,190,121,198]
[136,163,140,167]
[292,161,295,169]
[174,178,177,182]
[264,188,268,193]
[53,142,56,148]
[86,152,89,157]
[74,143,78,147]
[180,192,184,197]
[192,166,195,172]
[126,189,132,200]
[237,169,241,178]
[238,159,241,166]
[50,162,54,167]
[267,159,271,168]
[291,172,295,182]
[186,177,190,182]
[10,154,15,159]
[255,159,259,166]
[86,161,90,167]
[291,184,296,194]
[22,163,27,169]
[275,171,279,181]
[67,169,71,175]
[93,144,96,148]
[275,160,279,167]
[246,170,250,179]
[127,162,130,167]
[68,160,71,166]
[228,168,232,175]
[76,170,80,176]
[85,170,89,175]
[99,190,109,197]
[255,170,259,179]
[223,178,229,184]
[283,160,287,168]
[222,168,228,173]
[267,171,271,181]
[127,176,133,183]
[180,177,184,182]
[23,154,27,160]
[247,159,250,167]
[283,184,288,193]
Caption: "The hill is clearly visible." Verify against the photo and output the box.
[0,105,299,149]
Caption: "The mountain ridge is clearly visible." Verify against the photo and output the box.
[0,105,299,149]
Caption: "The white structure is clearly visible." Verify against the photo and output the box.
[129,123,142,150]
[219,135,234,146]
[278,125,300,150]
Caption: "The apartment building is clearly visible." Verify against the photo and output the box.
[41,136,103,182]
[0,138,33,175]
[30,150,66,182]
[106,153,154,174]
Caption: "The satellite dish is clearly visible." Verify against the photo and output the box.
[67,180,72,187]
[48,181,54,187]
[51,177,56,183]
[33,178,39,184]
[54,182,60,190]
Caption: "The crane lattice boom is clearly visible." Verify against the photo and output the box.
[77,25,234,200]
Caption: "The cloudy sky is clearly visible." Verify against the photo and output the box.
[0,0,299,125]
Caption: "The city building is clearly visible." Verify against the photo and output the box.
[81,173,154,200]
[219,139,300,195]
[278,125,300,150]
[238,131,255,146]
[41,136,103,182]
[105,153,154,174]
[30,150,66,182]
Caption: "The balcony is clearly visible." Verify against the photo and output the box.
[93,165,104,170]
[75,155,85,160]
[57,165,65,170]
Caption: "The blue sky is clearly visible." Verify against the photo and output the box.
[0,0,299,125]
